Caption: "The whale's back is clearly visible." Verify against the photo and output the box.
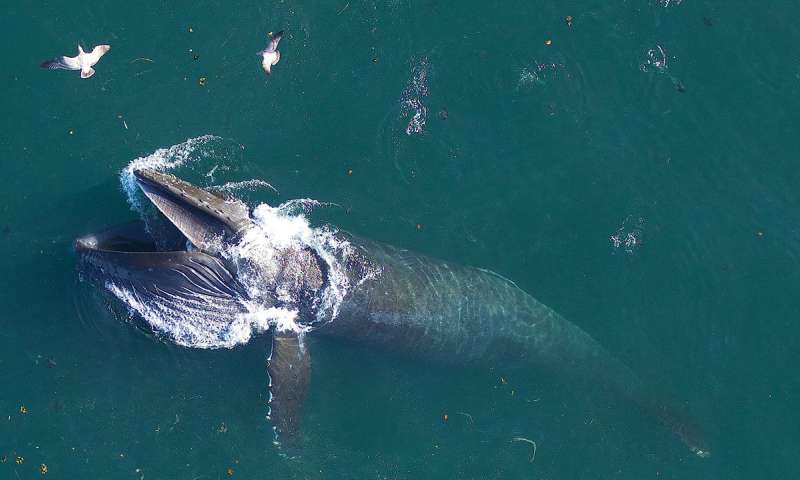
[320,234,710,457]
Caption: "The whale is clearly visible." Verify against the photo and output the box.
[74,168,710,457]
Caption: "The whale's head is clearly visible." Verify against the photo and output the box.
[74,169,258,346]
[74,169,326,347]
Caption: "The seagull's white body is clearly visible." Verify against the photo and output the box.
[41,44,111,79]
[261,50,280,74]
[258,31,283,75]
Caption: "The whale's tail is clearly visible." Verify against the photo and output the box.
[497,276,712,457]
[634,388,711,457]
[552,330,711,457]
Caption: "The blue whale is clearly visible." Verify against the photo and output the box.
[74,169,710,457]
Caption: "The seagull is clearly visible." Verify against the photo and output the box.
[258,31,283,75]
[41,44,111,79]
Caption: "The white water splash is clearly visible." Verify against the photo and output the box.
[121,135,221,213]
[400,57,429,136]
[106,137,362,348]
[231,202,355,324]
[205,163,232,183]
[610,216,645,255]
[217,179,279,195]
[106,281,259,348]
[640,45,668,73]
[518,67,541,87]
[242,306,302,335]
[639,45,687,91]
[279,198,342,215]
[517,61,568,89]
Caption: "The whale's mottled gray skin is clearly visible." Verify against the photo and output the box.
[75,169,709,457]
[328,236,709,455]
[329,238,615,368]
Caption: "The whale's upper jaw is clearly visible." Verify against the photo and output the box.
[133,168,252,254]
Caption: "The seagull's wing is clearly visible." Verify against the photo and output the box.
[265,31,284,53]
[41,55,80,70]
[85,45,111,65]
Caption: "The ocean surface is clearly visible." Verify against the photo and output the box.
[1,1,798,478]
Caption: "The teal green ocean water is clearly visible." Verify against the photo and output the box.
[2,1,799,478]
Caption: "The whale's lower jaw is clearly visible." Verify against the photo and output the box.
[74,221,247,321]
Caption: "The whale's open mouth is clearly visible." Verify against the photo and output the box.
[74,166,347,348]
[75,221,158,254]
[74,218,251,343]
[75,152,367,349]
[73,169,258,348]
[74,221,242,298]
[74,168,253,303]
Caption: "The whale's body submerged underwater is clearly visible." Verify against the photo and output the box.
[75,168,709,457]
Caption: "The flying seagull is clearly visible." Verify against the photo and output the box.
[258,31,283,75]
[41,44,111,79]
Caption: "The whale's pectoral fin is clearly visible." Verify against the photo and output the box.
[267,332,311,445]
